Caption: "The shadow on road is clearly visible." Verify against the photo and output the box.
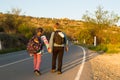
[41,50,99,74]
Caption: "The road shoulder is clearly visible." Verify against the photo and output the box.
[90,53,120,80]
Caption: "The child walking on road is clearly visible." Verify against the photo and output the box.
[27,28,51,76]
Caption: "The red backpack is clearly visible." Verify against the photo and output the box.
[27,36,42,54]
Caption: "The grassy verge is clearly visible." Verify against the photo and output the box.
[74,42,120,54]
[88,44,107,52]
[89,44,120,54]
[106,44,120,54]
[0,46,26,54]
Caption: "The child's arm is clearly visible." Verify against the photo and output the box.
[41,35,51,53]
[34,37,39,43]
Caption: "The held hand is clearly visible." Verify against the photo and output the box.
[30,54,33,57]
[65,46,69,52]
[48,48,52,53]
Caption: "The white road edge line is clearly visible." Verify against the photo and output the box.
[0,52,48,68]
[74,46,86,80]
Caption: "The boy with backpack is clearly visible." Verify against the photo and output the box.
[27,28,51,76]
[49,23,69,74]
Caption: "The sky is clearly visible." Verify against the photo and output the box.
[0,0,120,24]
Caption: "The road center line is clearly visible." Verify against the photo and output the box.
[0,52,48,68]
[74,46,86,80]
[0,57,32,68]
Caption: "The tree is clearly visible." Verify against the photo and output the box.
[82,6,120,46]
[82,6,120,27]
[7,8,22,15]
[3,8,23,34]
[78,29,93,44]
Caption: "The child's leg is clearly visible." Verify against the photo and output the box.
[34,54,37,70]
[35,54,42,71]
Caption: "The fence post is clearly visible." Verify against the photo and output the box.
[0,40,2,50]
[94,36,97,46]
[83,39,86,44]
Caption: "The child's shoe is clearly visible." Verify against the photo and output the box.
[51,69,56,73]
[34,70,41,76]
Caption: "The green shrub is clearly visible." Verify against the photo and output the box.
[78,29,93,45]
[18,23,35,39]
[0,33,27,50]
[0,27,4,32]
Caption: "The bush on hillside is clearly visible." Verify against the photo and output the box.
[0,33,27,50]
[0,27,4,32]
[77,29,93,45]
[18,23,35,39]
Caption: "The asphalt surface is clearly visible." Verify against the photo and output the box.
[0,44,96,80]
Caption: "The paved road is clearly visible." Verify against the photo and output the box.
[0,44,96,80]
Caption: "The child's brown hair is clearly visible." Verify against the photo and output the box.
[36,27,43,34]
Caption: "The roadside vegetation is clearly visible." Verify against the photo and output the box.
[0,6,120,54]
[77,6,120,54]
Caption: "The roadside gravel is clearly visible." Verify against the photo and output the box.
[90,53,120,80]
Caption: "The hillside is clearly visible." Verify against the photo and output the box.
[1,12,120,53]
[0,13,84,38]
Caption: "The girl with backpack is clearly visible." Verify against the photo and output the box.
[27,28,51,76]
